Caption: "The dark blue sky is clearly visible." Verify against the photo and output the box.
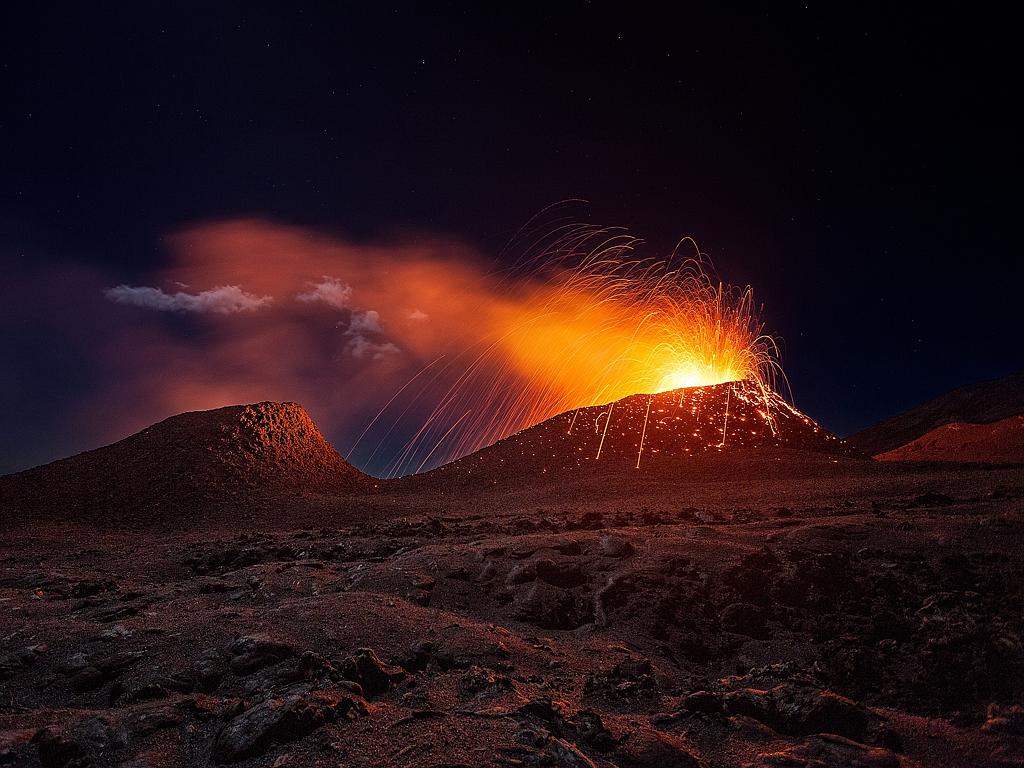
[2,3,1021,473]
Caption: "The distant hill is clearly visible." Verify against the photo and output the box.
[0,402,367,525]
[411,379,859,486]
[848,371,1024,456]
[875,414,1024,464]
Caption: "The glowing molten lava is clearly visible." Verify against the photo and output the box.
[369,222,785,476]
[494,257,768,403]
[657,367,729,392]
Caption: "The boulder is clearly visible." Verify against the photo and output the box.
[599,535,635,558]
[511,581,593,630]
[337,648,405,699]
[228,636,295,675]
[213,691,365,763]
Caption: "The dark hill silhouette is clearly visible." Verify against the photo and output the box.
[0,402,367,525]
[848,371,1024,456]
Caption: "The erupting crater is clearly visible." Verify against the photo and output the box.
[424,379,856,479]
[370,224,789,477]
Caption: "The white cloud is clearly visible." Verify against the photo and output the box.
[294,277,397,358]
[347,335,400,360]
[346,309,381,336]
[296,276,352,309]
[408,308,429,321]
[104,284,272,313]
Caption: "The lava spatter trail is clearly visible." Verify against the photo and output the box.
[422,379,856,482]
[369,219,788,476]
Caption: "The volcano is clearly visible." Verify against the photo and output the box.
[422,379,857,481]
[0,402,367,526]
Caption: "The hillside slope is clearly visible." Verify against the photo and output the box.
[0,402,367,525]
[875,413,1024,463]
[410,379,859,487]
[848,371,1024,455]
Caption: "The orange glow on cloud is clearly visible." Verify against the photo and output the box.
[89,218,779,475]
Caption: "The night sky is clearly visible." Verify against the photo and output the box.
[2,4,1021,475]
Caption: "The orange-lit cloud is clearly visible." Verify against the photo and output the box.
[80,217,775,476]
[104,284,273,313]
[87,219,505,473]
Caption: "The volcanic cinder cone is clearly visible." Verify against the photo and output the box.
[0,402,367,526]
[421,379,859,481]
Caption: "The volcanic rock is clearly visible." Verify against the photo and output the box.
[516,698,616,752]
[337,647,405,699]
[599,535,634,558]
[681,690,725,715]
[0,645,43,681]
[239,651,341,696]
[213,691,365,763]
[982,704,1024,735]
[33,727,90,768]
[398,640,460,674]
[62,650,146,693]
[720,684,883,744]
[584,658,659,703]
[3,377,1023,768]
[614,731,701,768]
[228,635,295,675]
[459,665,513,697]
[511,581,594,630]
[125,703,183,736]
[752,735,899,768]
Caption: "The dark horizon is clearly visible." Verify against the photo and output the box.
[3,4,1021,475]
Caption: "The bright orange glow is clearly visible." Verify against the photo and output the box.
[90,216,784,478]
[382,223,785,475]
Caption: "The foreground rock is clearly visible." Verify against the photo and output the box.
[1,452,1021,767]
[214,691,366,763]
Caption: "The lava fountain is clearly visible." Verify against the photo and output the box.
[362,220,785,476]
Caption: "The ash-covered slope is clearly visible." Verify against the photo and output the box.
[848,370,1024,456]
[0,402,367,524]
[875,414,1024,463]
[418,379,858,484]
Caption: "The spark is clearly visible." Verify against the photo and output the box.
[346,354,447,460]
[636,395,653,469]
[719,384,732,448]
[567,408,581,435]
[379,219,786,476]
[596,401,615,460]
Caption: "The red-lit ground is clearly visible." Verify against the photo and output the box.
[875,415,1024,463]
[1,395,1022,767]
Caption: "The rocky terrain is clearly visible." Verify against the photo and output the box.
[2,383,1023,767]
